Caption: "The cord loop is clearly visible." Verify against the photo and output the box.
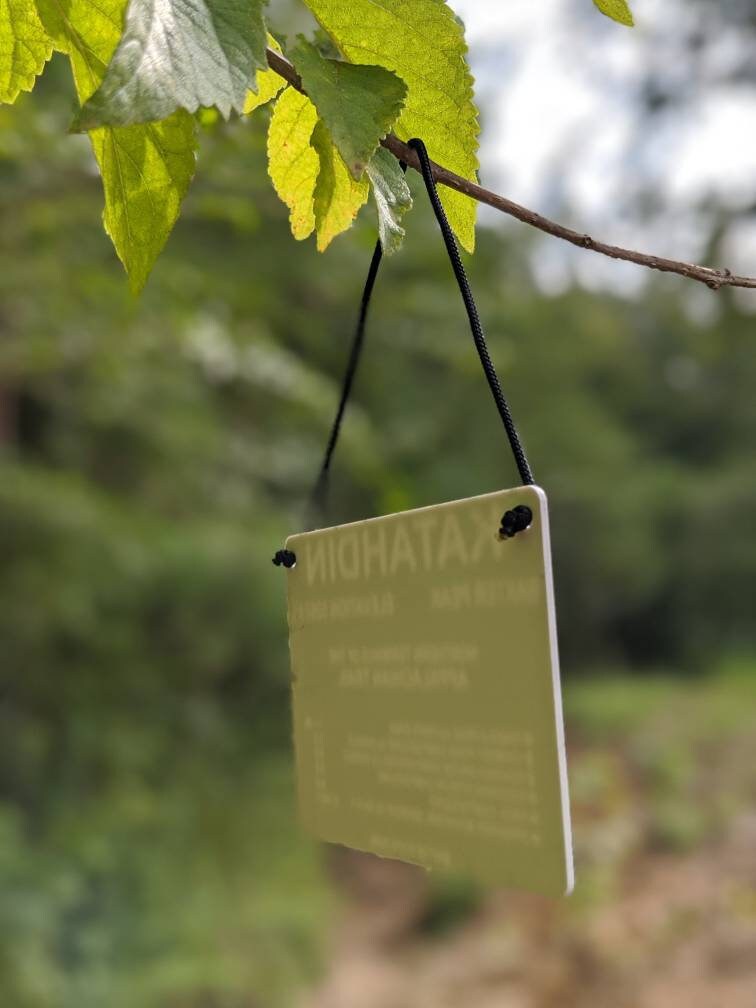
[407,138,533,487]
[273,138,535,567]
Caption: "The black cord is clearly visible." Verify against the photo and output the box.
[273,138,535,566]
[306,238,384,527]
[407,138,534,486]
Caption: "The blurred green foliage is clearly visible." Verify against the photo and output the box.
[566,672,756,911]
[2,48,756,1008]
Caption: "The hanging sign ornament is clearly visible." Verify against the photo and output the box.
[274,139,574,897]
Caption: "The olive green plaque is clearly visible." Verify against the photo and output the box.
[284,485,573,896]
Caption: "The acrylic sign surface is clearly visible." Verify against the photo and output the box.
[284,486,573,896]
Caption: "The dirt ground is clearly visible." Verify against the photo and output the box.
[302,816,756,1008]
[301,681,756,1008]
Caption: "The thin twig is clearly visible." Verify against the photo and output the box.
[265,47,756,291]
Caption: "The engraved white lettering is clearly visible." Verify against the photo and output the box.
[337,531,360,580]
[362,522,388,579]
[438,513,468,569]
[388,523,418,574]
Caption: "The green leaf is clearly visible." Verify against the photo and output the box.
[90,116,197,293]
[365,147,411,254]
[75,0,268,129]
[592,0,634,26]
[244,34,286,114]
[302,0,479,252]
[267,86,320,240]
[36,0,197,291]
[0,0,53,103]
[292,37,406,179]
[34,0,118,100]
[311,120,369,250]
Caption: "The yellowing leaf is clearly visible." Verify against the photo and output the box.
[311,120,369,250]
[267,87,319,240]
[292,37,406,179]
[593,0,634,26]
[268,84,407,251]
[366,147,411,254]
[0,0,52,103]
[303,0,479,252]
[244,34,286,114]
[36,0,197,291]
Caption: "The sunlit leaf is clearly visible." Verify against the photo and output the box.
[593,0,634,26]
[311,120,369,250]
[75,0,268,128]
[303,0,479,251]
[36,0,197,291]
[244,34,286,114]
[366,147,411,254]
[292,37,406,179]
[267,86,319,240]
[90,117,197,293]
[0,0,52,103]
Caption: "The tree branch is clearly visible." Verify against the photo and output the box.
[265,48,756,291]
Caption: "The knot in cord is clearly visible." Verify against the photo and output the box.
[499,504,533,539]
[272,549,297,569]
